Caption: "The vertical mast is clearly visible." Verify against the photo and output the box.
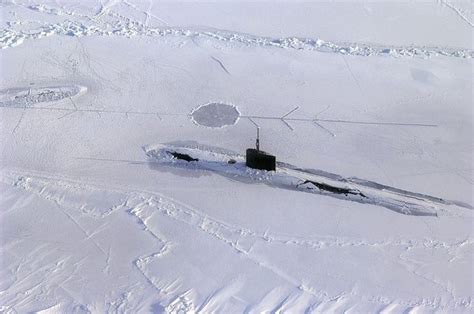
[256,127,260,151]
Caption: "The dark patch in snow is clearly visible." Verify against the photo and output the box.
[298,180,366,198]
[167,151,199,162]
[410,68,437,84]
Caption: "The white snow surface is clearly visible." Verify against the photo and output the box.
[0,0,473,313]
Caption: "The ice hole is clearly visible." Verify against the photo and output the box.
[190,102,240,128]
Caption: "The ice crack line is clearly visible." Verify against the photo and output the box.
[7,172,472,255]
[125,195,178,295]
[0,17,473,58]
[5,170,474,310]
[441,0,474,28]
[123,193,474,310]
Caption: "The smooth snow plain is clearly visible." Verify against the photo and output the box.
[0,0,473,313]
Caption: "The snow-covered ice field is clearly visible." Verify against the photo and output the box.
[0,0,473,313]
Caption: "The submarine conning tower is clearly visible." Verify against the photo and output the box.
[245,127,276,171]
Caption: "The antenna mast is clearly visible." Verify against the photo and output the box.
[256,127,260,151]
[245,117,276,171]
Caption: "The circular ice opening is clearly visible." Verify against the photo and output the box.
[190,102,240,128]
